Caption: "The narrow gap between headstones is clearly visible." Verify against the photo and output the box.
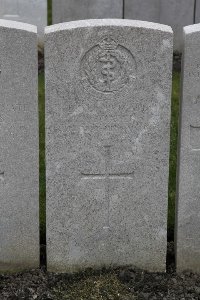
[38,49,46,268]
[166,55,181,271]
[38,0,52,269]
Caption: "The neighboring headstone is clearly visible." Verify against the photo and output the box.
[160,0,195,52]
[195,0,200,23]
[124,0,195,52]
[176,24,200,273]
[0,0,47,46]
[124,0,160,23]
[0,20,39,272]
[46,19,173,272]
[52,0,123,24]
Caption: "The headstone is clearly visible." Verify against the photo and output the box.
[160,0,195,52]
[52,0,123,24]
[124,0,195,52]
[124,0,160,23]
[0,20,39,272]
[0,0,47,46]
[176,24,200,273]
[46,19,173,272]
[195,0,200,23]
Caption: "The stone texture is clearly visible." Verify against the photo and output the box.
[124,0,160,23]
[52,0,123,24]
[46,19,173,273]
[195,0,200,23]
[160,0,195,52]
[176,24,200,273]
[0,0,47,46]
[0,20,39,272]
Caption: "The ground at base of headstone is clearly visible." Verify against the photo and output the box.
[0,243,200,300]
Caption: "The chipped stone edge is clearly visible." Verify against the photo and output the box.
[45,19,173,35]
[0,19,37,33]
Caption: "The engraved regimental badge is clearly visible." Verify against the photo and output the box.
[80,37,136,93]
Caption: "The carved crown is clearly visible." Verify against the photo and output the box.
[99,37,117,50]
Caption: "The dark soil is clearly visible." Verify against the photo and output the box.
[173,52,182,72]
[38,51,44,74]
[1,243,200,300]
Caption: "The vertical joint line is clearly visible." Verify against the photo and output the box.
[194,0,197,24]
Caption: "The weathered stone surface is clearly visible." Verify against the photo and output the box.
[0,20,39,272]
[0,0,47,46]
[195,0,200,23]
[124,0,160,23]
[52,0,123,24]
[176,24,200,273]
[160,0,195,52]
[45,19,173,273]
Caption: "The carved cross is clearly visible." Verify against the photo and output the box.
[81,145,134,227]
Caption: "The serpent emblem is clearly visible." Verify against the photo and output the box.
[80,37,136,93]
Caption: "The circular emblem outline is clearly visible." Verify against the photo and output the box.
[80,36,136,93]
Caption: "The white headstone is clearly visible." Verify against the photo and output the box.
[124,0,160,23]
[0,0,47,46]
[160,0,195,52]
[52,0,123,24]
[124,0,195,52]
[45,19,173,273]
[176,23,200,273]
[0,20,39,272]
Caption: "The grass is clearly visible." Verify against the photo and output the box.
[52,271,135,299]
[48,0,52,26]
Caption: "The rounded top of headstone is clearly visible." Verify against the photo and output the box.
[0,19,37,33]
[184,23,200,35]
[45,19,172,35]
